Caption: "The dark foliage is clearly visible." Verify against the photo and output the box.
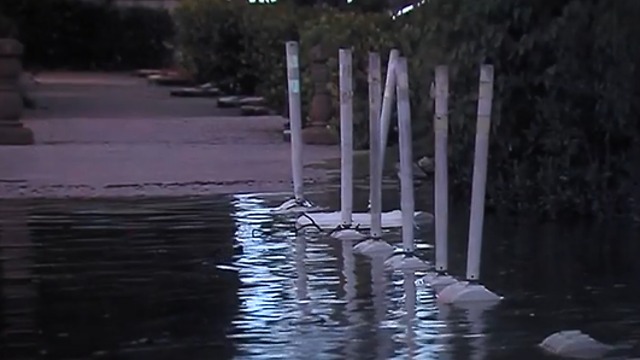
[176,0,640,219]
[0,0,174,70]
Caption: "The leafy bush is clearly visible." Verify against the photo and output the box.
[298,8,397,148]
[174,1,396,145]
[0,12,17,38]
[175,0,640,219]
[0,0,174,70]
[398,0,640,219]
[175,0,308,104]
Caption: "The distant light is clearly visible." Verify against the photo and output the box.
[392,0,426,19]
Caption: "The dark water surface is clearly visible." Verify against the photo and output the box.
[1,191,640,359]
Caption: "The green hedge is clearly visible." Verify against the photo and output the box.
[174,1,304,103]
[174,1,398,143]
[174,0,640,220]
[0,0,174,70]
[0,12,17,37]
[298,9,397,148]
[402,0,640,219]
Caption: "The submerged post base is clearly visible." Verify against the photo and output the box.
[271,198,321,215]
[539,330,614,359]
[384,254,429,271]
[353,239,394,258]
[331,228,367,241]
[419,272,458,293]
[437,281,502,304]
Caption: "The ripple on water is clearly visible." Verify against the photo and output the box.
[226,193,640,360]
[1,193,640,359]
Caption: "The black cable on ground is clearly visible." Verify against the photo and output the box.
[297,212,323,232]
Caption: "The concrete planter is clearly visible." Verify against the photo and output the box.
[0,57,21,79]
[0,38,33,145]
[0,85,22,119]
[0,40,22,78]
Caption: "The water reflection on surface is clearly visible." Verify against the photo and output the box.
[1,192,640,359]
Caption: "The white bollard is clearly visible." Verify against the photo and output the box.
[434,65,450,273]
[384,57,428,271]
[339,48,354,227]
[396,57,415,255]
[355,52,394,257]
[332,49,365,241]
[420,66,456,290]
[272,42,316,215]
[437,65,501,304]
[295,50,431,232]
[369,52,383,238]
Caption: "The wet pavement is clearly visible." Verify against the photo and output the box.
[2,72,639,359]
[2,191,640,359]
[1,72,339,198]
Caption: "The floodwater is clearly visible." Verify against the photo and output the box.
[1,191,640,360]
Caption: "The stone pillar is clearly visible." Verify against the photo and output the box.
[0,38,34,145]
[302,44,338,145]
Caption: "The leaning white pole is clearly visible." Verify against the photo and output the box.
[466,64,494,281]
[286,42,304,202]
[355,52,394,256]
[379,49,400,165]
[384,57,427,271]
[367,49,396,211]
[339,48,354,227]
[437,65,501,304]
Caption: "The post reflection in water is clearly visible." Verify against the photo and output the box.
[341,239,359,360]
[0,204,36,359]
[437,301,497,360]
[403,271,418,359]
[2,192,639,359]
[292,234,312,360]
[294,234,309,314]
[371,255,392,360]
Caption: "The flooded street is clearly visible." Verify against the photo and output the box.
[1,191,640,359]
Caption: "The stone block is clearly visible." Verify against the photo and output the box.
[302,126,338,145]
